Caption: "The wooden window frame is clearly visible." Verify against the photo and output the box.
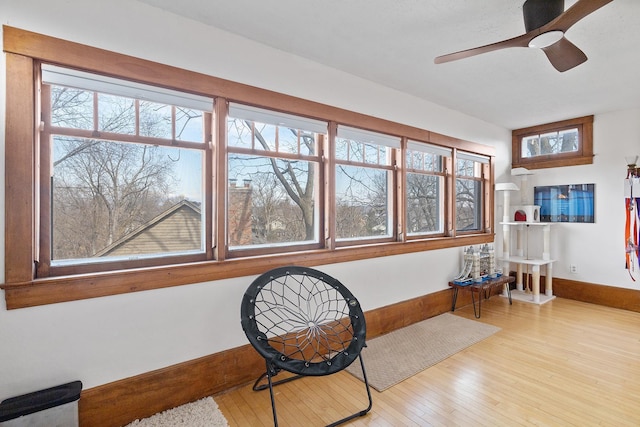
[334,127,398,246]
[404,141,449,239]
[512,115,594,170]
[38,83,214,277]
[453,151,492,235]
[224,102,327,257]
[2,26,495,309]
[225,145,325,257]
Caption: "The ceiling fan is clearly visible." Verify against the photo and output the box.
[434,0,613,72]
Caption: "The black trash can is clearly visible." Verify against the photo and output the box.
[0,381,82,427]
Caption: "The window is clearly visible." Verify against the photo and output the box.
[2,27,495,309]
[405,141,450,236]
[512,115,594,170]
[521,128,578,158]
[334,126,399,243]
[455,152,489,233]
[226,104,325,254]
[40,66,212,276]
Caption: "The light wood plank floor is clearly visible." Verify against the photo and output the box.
[215,296,640,426]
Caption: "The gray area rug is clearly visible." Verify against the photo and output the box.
[124,397,228,427]
[346,313,500,391]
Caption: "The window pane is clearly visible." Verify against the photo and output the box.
[456,158,480,178]
[139,101,172,139]
[51,136,204,263]
[521,128,579,158]
[407,150,442,172]
[522,135,539,158]
[50,86,94,130]
[456,178,481,231]
[349,140,364,162]
[254,123,277,151]
[227,153,318,247]
[228,117,307,153]
[558,128,579,153]
[226,108,323,250]
[278,125,298,154]
[227,118,253,149]
[335,138,349,161]
[298,130,316,156]
[364,143,380,164]
[175,107,205,143]
[539,131,558,155]
[336,137,392,166]
[406,173,444,235]
[335,165,390,239]
[51,82,208,144]
[98,93,136,134]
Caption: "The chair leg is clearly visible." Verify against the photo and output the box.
[326,353,373,427]
[260,354,372,427]
[265,361,279,427]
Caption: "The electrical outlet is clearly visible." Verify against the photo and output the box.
[569,264,578,274]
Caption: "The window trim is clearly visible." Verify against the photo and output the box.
[334,125,399,244]
[404,140,450,238]
[512,115,594,170]
[225,102,327,255]
[454,151,491,235]
[39,83,214,276]
[2,26,495,309]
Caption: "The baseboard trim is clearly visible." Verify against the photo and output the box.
[81,278,640,426]
[552,277,640,312]
[79,345,264,427]
[79,288,454,426]
[508,274,640,312]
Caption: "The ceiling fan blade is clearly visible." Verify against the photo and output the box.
[434,0,612,68]
[434,32,534,64]
[542,37,588,72]
[545,0,613,33]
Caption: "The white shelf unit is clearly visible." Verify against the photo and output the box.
[499,221,555,304]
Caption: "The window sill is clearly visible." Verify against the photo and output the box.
[2,233,493,309]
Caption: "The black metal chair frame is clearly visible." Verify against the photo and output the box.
[241,266,372,427]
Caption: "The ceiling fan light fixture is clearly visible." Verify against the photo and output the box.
[528,30,564,48]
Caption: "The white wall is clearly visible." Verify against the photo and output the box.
[0,0,510,400]
[520,109,640,288]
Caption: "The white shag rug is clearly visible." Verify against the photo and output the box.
[125,397,229,427]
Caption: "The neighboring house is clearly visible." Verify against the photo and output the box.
[94,200,203,257]
[95,183,253,257]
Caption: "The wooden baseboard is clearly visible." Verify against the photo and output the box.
[552,277,640,312]
[79,345,264,427]
[80,276,640,426]
[79,288,454,426]
[508,273,640,313]
[77,278,640,425]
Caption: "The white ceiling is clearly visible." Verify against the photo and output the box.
[137,0,640,130]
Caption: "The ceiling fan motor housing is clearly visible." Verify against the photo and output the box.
[523,0,564,32]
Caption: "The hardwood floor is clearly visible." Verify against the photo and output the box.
[215,296,640,426]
